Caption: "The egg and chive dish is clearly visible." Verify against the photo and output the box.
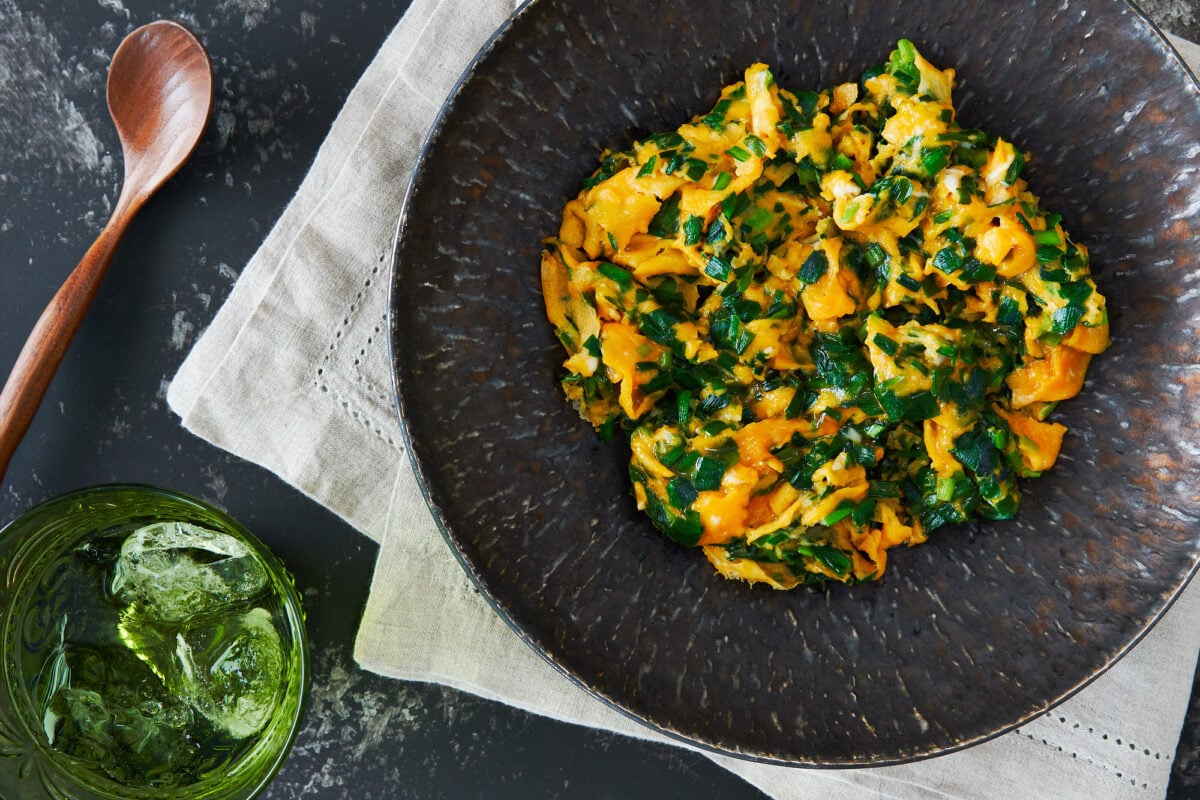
[540,41,1109,588]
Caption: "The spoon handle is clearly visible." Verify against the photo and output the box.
[0,220,128,483]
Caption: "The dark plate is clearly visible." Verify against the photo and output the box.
[389,0,1200,765]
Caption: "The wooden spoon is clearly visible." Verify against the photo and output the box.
[0,21,213,483]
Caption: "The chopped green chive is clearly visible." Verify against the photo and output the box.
[726,145,752,162]
[1004,149,1026,184]
[704,255,733,282]
[598,262,633,289]
[889,176,913,205]
[647,193,681,237]
[744,134,768,157]
[1050,305,1084,334]
[920,147,949,176]
[932,246,963,273]
[799,250,829,283]
[840,200,861,224]
[745,207,774,232]
[872,333,899,356]
[831,152,856,172]
[647,131,685,149]
[676,390,692,426]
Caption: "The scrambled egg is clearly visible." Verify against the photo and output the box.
[541,41,1109,588]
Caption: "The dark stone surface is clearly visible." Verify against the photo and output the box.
[0,0,1196,796]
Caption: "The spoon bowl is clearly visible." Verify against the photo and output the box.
[0,21,213,483]
[107,21,214,209]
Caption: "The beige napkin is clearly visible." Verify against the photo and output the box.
[168,1,1200,795]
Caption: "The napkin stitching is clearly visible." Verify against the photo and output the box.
[345,310,392,401]
[1012,727,1151,791]
[316,251,397,398]
[310,250,402,451]
[1052,712,1170,760]
[318,382,401,450]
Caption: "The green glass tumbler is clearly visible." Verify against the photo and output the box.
[0,485,309,799]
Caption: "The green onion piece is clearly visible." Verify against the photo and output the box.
[708,307,754,354]
[840,200,861,224]
[712,171,733,191]
[647,193,681,237]
[1058,281,1094,307]
[745,207,774,232]
[1036,244,1063,264]
[638,308,682,348]
[677,390,692,426]
[864,243,888,268]
[647,131,685,149]
[831,152,855,172]
[744,134,768,157]
[932,246,963,273]
[872,333,899,356]
[636,155,657,178]
[1004,149,1026,184]
[598,262,633,289]
[784,386,813,418]
[889,176,913,205]
[667,476,699,509]
[921,147,949,176]
[1050,305,1084,334]
[706,218,727,244]
[704,255,733,282]
[935,474,959,502]
[996,296,1023,326]
[691,455,728,491]
[726,145,752,162]
[962,258,996,283]
[799,250,829,283]
[663,152,687,175]
[822,503,856,526]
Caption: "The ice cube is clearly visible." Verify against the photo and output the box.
[171,607,285,740]
[111,522,268,623]
[43,651,195,775]
[59,688,111,746]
